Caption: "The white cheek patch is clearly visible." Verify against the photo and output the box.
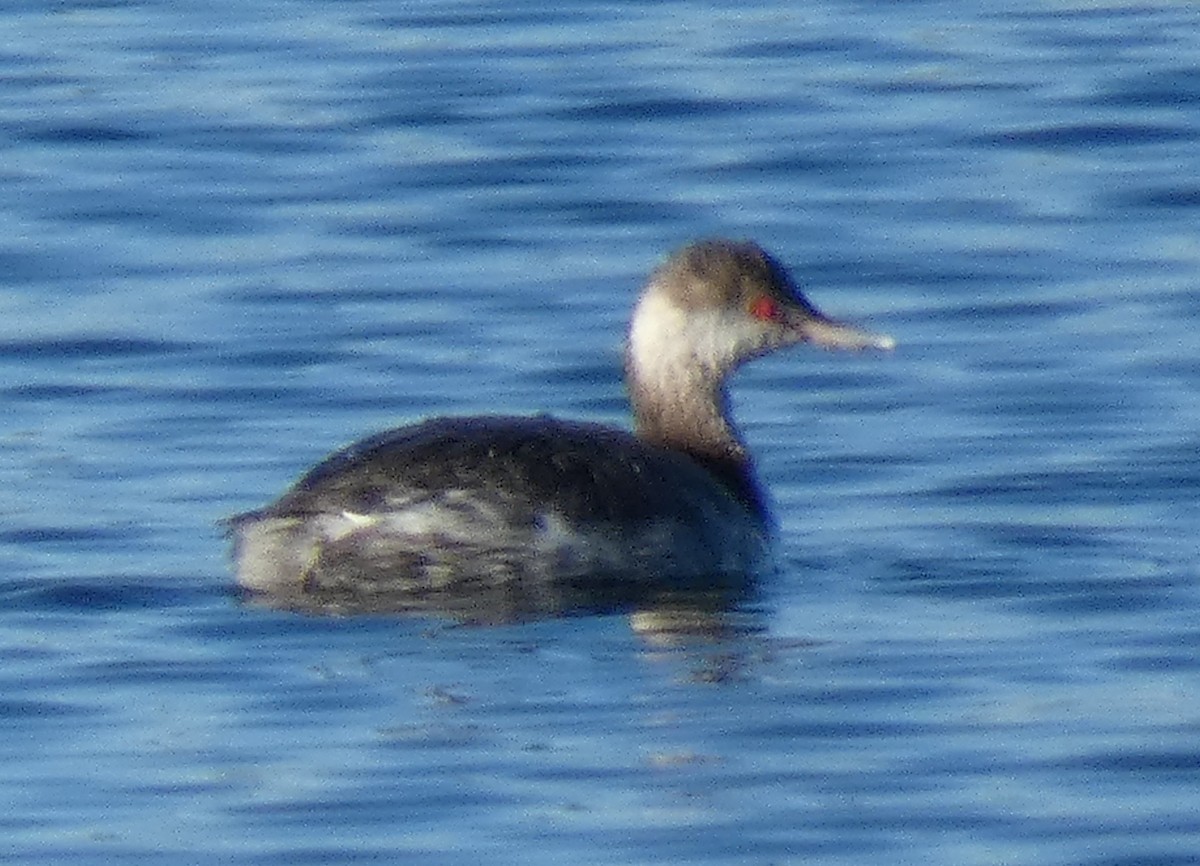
[628,289,766,387]
[628,290,689,374]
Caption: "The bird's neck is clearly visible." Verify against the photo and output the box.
[625,292,767,517]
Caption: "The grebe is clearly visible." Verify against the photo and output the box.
[228,239,893,617]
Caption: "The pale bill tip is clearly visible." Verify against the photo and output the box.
[872,332,897,351]
[804,318,897,352]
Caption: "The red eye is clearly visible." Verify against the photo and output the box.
[749,296,779,322]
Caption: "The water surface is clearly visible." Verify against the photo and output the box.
[3,1,1199,864]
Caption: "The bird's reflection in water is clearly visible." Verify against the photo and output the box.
[238,565,767,644]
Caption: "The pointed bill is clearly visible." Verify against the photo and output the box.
[794,314,896,351]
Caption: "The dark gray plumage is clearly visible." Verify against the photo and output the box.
[228,239,892,618]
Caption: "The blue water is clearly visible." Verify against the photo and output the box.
[3,0,1200,863]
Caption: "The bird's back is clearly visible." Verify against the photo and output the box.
[229,416,768,616]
